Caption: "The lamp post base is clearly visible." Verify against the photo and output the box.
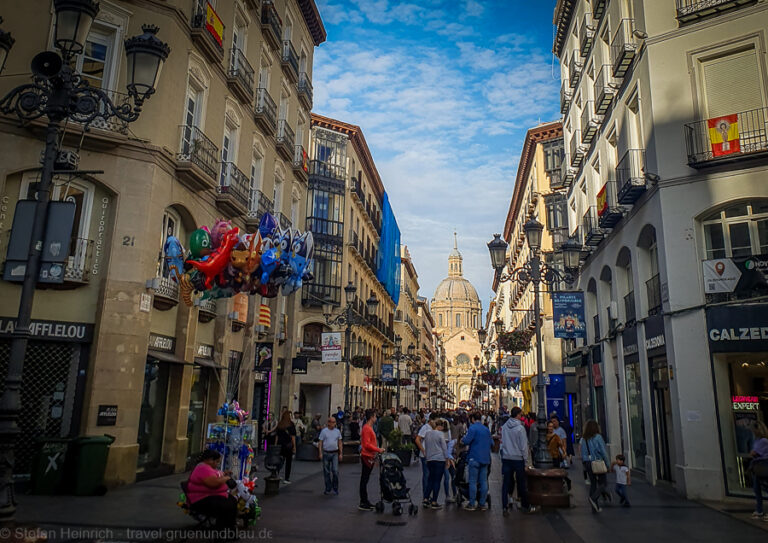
[526,467,570,508]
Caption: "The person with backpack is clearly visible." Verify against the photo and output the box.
[580,419,610,513]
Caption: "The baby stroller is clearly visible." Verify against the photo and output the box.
[453,450,491,508]
[375,453,418,516]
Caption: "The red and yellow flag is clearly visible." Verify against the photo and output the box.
[258,303,271,327]
[596,184,607,217]
[707,114,740,157]
[205,2,224,47]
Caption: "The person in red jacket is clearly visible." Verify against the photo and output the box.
[359,408,385,511]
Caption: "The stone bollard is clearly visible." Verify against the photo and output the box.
[526,467,570,507]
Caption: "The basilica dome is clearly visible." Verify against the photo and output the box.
[431,233,482,332]
[433,276,480,305]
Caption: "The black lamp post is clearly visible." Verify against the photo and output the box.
[323,282,379,428]
[487,222,580,469]
[0,5,169,522]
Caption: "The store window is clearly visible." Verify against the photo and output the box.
[702,201,768,259]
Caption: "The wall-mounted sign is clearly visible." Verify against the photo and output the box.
[382,363,394,381]
[139,293,152,313]
[96,404,117,426]
[0,317,94,343]
[703,254,768,295]
[622,325,639,361]
[255,343,273,369]
[503,354,521,379]
[732,395,759,411]
[644,314,666,356]
[148,333,175,353]
[253,371,269,382]
[292,356,308,374]
[706,304,768,353]
[196,344,213,359]
[321,332,342,363]
[552,292,587,339]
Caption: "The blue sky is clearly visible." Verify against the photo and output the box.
[313,0,560,312]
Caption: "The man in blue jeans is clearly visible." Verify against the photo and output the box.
[500,406,535,515]
[317,417,343,494]
[461,412,492,511]
[415,413,438,506]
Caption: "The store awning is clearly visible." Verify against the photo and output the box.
[194,357,222,368]
[147,349,190,365]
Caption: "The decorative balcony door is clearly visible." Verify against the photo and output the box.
[221,126,237,186]
[75,28,115,91]
[181,87,203,155]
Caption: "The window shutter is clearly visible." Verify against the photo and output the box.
[702,48,764,117]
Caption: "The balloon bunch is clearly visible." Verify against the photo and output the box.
[218,401,250,425]
[163,213,315,307]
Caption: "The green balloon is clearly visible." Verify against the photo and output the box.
[189,229,212,258]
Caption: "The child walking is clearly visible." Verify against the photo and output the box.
[611,454,631,507]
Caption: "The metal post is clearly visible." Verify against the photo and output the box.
[531,255,552,469]
[0,119,60,521]
[395,352,400,409]
[344,313,351,413]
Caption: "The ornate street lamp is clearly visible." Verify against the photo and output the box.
[561,237,583,270]
[0,4,169,523]
[477,327,487,345]
[487,233,508,271]
[523,218,544,251]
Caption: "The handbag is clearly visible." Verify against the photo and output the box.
[585,438,608,474]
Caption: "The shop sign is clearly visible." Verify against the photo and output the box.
[732,395,759,411]
[148,333,175,353]
[196,344,213,359]
[504,354,521,378]
[622,325,639,361]
[382,364,394,381]
[552,292,587,339]
[253,371,269,382]
[0,317,94,343]
[292,356,308,374]
[703,254,768,295]
[255,343,273,369]
[706,304,768,353]
[96,404,118,426]
[644,314,666,356]
[321,332,342,363]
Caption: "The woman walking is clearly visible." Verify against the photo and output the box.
[546,420,566,468]
[580,419,610,513]
[274,410,297,484]
[424,419,449,509]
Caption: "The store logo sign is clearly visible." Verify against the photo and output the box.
[709,327,768,342]
[645,334,665,350]
[732,395,759,411]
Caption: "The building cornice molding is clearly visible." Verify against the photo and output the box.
[553,0,576,58]
[296,0,327,46]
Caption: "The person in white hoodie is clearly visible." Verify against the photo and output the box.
[500,407,534,515]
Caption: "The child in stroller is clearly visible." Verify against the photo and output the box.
[375,453,418,516]
[452,449,491,507]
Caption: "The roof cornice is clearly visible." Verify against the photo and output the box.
[553,0,576,58]
[297,0,327,46]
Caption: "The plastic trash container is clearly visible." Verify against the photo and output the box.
[30,438,71,495]
[67,434,115,496]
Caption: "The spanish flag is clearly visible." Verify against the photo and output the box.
[258,303,271,327]
[596,184,607,217]
[205,2,224,47]
[708,114,740,157]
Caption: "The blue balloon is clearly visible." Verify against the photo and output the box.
[258,212,279,240]
[163,236,185,283]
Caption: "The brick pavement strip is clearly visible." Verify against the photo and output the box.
[14,456,768,543]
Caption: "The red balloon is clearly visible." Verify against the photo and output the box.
[188,228,240,290]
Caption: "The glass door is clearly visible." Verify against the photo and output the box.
[137,359,170,475]
[186,366,209,462]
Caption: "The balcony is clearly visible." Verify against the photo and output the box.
[624,292,636,324]
[583,206,605,246]
[261,1,282,50]
[570,130,586,168]
[591,0,608,20]
[254,87,277,134]
[676,0,755,23]
[298,72,313,110]
[308,160,346,194]
[292,145,309,182]
[580,13,595,58]
[616,149,646,204]
[276,120,295,161]
[245,189,273,230]
[683,106,768,167]
[190,0,224,63]
[244,0,261,11]
[176,125,219,191]
[275,211,291,231]
[548,168,565,190]
[153,276,179,310]
[597,179,624,228]
[197,298,217,323]
[281,41,299,83]
[306,217,343,241]
[227,47,255,104]
[560,79,572,114]
[611,19,637,78]
[569,55,583,88]
[216,162,250,217]
[593,314,601,341]
[560,157,576,187]
[646,274,662,314]
[303,283,341,307]
[581,100,603,144]
[550,227,569,251]
[594,64,617,115]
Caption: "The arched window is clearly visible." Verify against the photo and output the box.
[702,201,768,259]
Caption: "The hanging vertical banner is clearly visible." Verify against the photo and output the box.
[255,343,273,369]
[552,291,587,339]
[708,114,740,157]
[382,363,394,381]
[321,332,342,363]
[596,184,607,217]
[504,354,521,378]
[232,293,248,322]
[205,2,224,46]
[258,303,271,327]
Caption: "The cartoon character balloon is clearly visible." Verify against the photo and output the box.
[162,236,185,283]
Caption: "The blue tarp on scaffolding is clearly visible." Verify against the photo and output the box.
[376,192,400,305]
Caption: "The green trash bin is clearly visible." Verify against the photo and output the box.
[67,434,115,496]
[30,438,71,495]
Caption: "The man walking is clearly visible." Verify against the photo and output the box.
[461,412,492,511]
[398,407,413,445]
[317,417,343,495]
[415,413,438,506]
[359,409,385,511]
[500,407,534,515]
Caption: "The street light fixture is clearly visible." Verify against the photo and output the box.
[493,318,504,337]
[0,4,169,523]
[486,228,576,469]
[477,327,487,345]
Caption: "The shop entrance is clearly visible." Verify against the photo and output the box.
[650,356,675,482]
[252,379,268,451]
[137,358,171,479]
[186,366,210,463]
[299,383,331,419]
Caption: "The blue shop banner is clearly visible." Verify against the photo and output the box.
[382,363,394,382]
[552,291,587,339]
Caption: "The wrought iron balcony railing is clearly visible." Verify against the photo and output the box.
[594,64,617,115]
[616,149,646,204]
[306,216,343,239]
[675,0,755,23]
[276,119,295,155]
[646,274,662,314]
[570,130,586,167]
[218,162,250,211]
[298,72,313,110]
[190,0,225,58]
[683,106,768,167]
[247,188,273,221]
[254,87,277,133]
[583,206,605,246]
[581,100,603,144]
[261,0,282,50]
[560,79,572,114]
[178,125,219,180]
[624,291,636,323]
[275,211,291,231]
[591,0,608,20]
[580,13,595,58]
[228,46,255,100]
[281,40,299,80]
[611,19,637,78]
[597,179,624,229]
[569,54,584,88]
